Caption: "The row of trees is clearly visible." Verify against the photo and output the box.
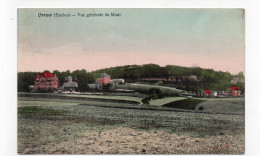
[18,64,245,93]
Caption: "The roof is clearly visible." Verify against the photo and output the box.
[230,86,239,90]
[35,72,56,80]
[64,76,77,82]
[203,89,212,93]
[99,73,110,78]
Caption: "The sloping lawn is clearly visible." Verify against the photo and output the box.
[63,94,142,102]
[150,97,186,106]
[117,83,194,96]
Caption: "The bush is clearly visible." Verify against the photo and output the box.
[163,99,206,110]
[198,106,204,110]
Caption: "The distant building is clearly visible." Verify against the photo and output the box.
[212,91,218,97]
[139,77,168,82]
[227,86,241,97]
[34,72,59,91]
[109,79,125,91]
[139,75,197,83]
[62,76,78,92]
[217,91,227,97]
[29,85,35,92]
[198,89,212,97]
[98,73,111,85]
[95,73,111,91]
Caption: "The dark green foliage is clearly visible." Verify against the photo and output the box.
[18,106,66,116]
[70,69,95,92]
[163,99,206,110]
[148,88,163,99]
[141,97,151,104]
[18,72,40,92]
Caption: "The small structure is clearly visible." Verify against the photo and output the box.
[227,86,241,97]
[217,91,227,97]
[29,85,35,92]
[199,89,212,97]
[98,73,111,84]
[109,79,125,91]
[62,76,78,92]
[34,71,59,91]
[96,73,111,91]
[212,91,218,97]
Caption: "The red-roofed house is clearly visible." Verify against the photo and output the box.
[96,73,111,91]
[227,86,241,97]
[34,72,59,91]
[198,89,213,97]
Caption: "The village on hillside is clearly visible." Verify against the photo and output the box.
[29,70,244,98]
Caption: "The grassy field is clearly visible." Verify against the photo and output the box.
[117,83,195,96]
[19,92,143,104]
[194,97,245,114]
[62,94,143,103]
[18,106,67,116]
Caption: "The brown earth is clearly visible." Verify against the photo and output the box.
[18,97,245,154]
[20,127,244,154]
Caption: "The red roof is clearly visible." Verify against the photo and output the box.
[35,72,56,80]
[203,89,212,93]
[230,86,239,90]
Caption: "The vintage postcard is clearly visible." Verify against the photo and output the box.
[17,8,245,154]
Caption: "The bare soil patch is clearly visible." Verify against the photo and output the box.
[20,127,244,154]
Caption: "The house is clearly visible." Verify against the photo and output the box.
[96,73,111,90]
[212,91,218,97]
[227,86,241,97]
[62,76,78,92]
[199,89,212,97]
[139,75,197,83]
[98,73,111,84]
[139,77,168,82]
[34,71,59,91]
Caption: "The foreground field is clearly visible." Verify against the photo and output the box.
[18,96,245,154]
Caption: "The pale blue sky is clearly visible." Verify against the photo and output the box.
[18,9,245,74]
